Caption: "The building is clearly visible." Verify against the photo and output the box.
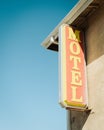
[41,0,104,130]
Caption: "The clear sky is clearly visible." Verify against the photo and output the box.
[0,0,78,130]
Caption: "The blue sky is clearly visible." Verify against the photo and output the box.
[0,0,78,130]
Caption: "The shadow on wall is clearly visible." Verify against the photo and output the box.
[67,109,91,130]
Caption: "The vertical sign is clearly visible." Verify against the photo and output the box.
[59,24,88,109]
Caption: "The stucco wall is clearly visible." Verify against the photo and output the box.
[69,4,104,130]
[83,4,104,130]
[85,4,104,65]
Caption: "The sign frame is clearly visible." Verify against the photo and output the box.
[59,24,88,110]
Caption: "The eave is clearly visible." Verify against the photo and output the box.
[41,0,104,51]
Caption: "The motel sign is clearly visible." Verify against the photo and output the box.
[59,24,88,109]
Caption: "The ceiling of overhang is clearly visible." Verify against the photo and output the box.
[71,0,104,29]
[42,0,104,52]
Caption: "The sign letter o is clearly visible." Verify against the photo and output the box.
[70,41,80,55]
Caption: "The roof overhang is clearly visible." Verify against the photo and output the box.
[41,0,104,51]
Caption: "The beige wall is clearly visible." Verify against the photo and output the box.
[69,4,104,130]
[83,4,104,130]
[85,4,104,65]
